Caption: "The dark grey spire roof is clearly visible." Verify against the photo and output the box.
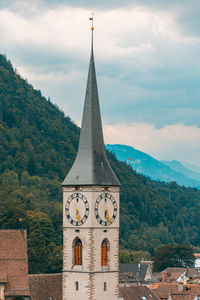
[62,30,120,186]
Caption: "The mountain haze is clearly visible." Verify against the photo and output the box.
[162,160,200,183]
[0,54,200,273]
[183,162,200,173]
[106,144,200,188]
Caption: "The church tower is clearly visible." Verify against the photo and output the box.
[62,20,120,300]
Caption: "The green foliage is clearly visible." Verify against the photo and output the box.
[119,249,151,263]
[0,54,200,273]
[0,169,63,273]
[153,244,195,271]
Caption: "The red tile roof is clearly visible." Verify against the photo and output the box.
[164,294,197,300]
[185,268,199,278]
[158,267,200,284]
[152,283,200,300]
[29,273,62,300]
[0,229,30,297]
[5,289,30,297]
[120,285,161,300]
[158,268,186,282]
[0,272,7,283]
[194,253,200,258]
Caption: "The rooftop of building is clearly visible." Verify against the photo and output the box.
[29,273,62,300]
[0,229,30,297]
[158,267,200,283]
[151,283,200,300]
[119,285,160,300]
[120,263,152,282]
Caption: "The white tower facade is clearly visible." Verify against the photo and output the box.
[62,24,120,300]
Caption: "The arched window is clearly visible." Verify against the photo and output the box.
[101,239,109,266]
[74,237,82,265]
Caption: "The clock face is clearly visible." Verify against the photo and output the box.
[94,193,117,226]
[65,193,89,226]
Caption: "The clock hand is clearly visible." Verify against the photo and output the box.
[104,202,108,220]
[105,207,111,224]
[74,205,81,222]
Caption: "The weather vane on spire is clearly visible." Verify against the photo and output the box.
[89,13,94,30]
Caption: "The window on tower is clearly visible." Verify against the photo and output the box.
[101,238,109,267]
[74,237,83,265]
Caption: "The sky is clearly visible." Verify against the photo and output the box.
[1,0,200,166]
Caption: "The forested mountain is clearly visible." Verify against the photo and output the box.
[0,54,200,274]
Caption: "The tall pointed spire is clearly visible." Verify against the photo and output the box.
[62,20,120,186]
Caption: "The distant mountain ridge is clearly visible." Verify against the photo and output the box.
[182,161,200,173]
[162,160,200,182]
[106,144,200,188]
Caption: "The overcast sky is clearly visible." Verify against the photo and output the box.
[1,0,200,166]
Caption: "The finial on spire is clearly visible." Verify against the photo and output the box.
[89,13,94,31]
[89,13,94,55]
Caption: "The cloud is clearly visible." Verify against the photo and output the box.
[1,3,199,129]
[0,1,200,167]
[0,6,162,64]
[2,2,199,65]
[104,123,200,166]
[17,65,84,83]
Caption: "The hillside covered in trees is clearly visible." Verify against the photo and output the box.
[0,54,200,273]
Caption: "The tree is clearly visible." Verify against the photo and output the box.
[27,210,56,273]
[153,244,195,272]
[119,248,150,263]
